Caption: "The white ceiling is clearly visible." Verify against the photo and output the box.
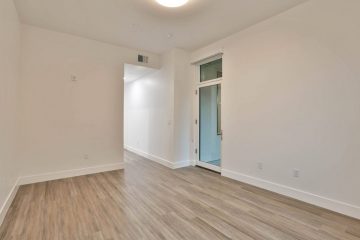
[124,64,157,83]
[14,0,306,54]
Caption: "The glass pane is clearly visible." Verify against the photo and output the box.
[199,84,221,167]
[200,58,222,82]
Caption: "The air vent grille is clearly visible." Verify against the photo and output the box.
[138,54,149,63]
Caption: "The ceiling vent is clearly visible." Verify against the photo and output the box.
[138,54,149,64]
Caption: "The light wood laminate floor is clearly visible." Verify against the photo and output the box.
[1,151,359,239]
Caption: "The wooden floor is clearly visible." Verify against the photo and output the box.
[1,151,360,240]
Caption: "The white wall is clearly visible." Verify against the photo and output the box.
[17,25,160,177]
[192,0,360,218]
[0,0,21,222]
[173,49,192,165]
[125,49,192,167]
[124,52,174,163]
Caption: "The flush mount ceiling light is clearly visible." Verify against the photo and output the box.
[156,0,189,8]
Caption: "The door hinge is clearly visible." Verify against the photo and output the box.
[195,148,198,154]
[195,119,198,125]
[195,90,198,95]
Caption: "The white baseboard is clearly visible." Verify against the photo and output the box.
[125,145,191,169]
[222,169,360,220]
[173,160,192,169]
[0,162,124,227]
[18,162,124,185]
[0,179,20,226]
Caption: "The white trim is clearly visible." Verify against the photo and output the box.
[0,179,20,226]
[0,163,124,226]
[222,169,360,220]
[124,145,191,169]
[191,51,223,65]
[198,78,222,87]
[173,160,192,169]
[197,161,221,173]
[195,70,223,173]
[125,145,173,168]
[18,162,124,185]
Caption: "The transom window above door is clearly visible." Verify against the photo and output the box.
[200,58,222,82]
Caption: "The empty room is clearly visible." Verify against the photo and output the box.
[1,0,360,239]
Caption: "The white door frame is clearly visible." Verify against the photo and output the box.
[194,58,223,173]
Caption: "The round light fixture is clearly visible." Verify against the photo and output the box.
[156,0,189,8]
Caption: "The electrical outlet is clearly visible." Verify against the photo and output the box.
[84,154,89,160]
[257,162,263,170]
[293,169,300,178]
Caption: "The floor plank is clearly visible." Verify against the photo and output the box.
[0,150,359,240]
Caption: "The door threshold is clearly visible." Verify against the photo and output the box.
[196,165,221,174]
[196,161,221,173]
